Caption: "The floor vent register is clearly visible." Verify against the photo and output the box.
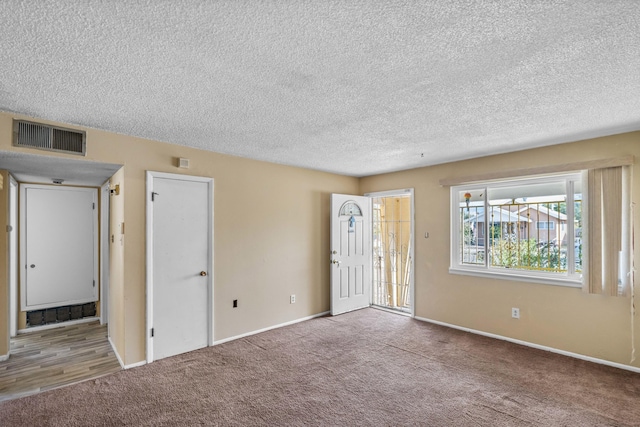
[26,303,97,327]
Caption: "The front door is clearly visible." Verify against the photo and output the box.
[330,194,371,315]
[148,172,213,361]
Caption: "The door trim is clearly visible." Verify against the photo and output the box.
[145,171,214,363]
[364,188,415,318]
[100,181,110,327]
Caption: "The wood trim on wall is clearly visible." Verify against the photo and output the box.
[439,155,635,186]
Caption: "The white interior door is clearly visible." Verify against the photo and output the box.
[148,172,213,362]
[20,184,98,310]
[330,194,371,315]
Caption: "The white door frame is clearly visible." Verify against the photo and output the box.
[100,181,110,327]
[364,188,415,318]
[145,171,214,363]
[8,175,18,337]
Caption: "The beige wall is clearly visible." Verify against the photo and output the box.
[360,133,640,369]
[0,112,359,365]
[2,110,639,370]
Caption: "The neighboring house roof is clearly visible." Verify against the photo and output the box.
[465,207,530,224]
[518,204,567,220]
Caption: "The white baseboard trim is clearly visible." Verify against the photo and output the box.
[0,353,9,362]
[108,337,125,369]
[124,360,146,370]
[414,316,640,374]
[17,317,100,335]
[213,311,331,346]
[107,337,146,370]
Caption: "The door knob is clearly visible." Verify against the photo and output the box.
[30,264,36,268]
[331,260,341,265]
[200,271,207,276]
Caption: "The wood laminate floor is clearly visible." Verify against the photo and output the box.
[0,321,122,402]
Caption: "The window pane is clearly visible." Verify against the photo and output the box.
[458,189,484,266]
[488,181,567,202]
[487,181,568,273]
[574,181,583,273]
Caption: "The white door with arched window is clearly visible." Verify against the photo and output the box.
[330,194,371,315]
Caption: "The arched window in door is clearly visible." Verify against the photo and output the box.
[338,201,363,233]
[338,201,363,217]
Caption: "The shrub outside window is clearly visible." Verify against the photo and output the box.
[450,173,582,286]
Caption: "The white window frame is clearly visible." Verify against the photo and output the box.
[449,173,583,288]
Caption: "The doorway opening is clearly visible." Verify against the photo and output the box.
[367,189,414,315]
[0,152,121,336]
[0,151,123,398]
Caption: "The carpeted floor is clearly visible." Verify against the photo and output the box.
[1,308,639,426]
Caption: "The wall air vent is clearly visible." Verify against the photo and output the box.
[13,119,86,156]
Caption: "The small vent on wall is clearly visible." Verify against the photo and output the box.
[13,119,86,156]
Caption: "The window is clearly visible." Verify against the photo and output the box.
[450,173,582,286]
[536,221,555,230]
[339,201,363,217]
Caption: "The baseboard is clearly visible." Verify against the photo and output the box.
[108,337,125,369]
[414,315,640,374]
[213,310,331,346]
[107,336,146,370]
[17,317,100,335]
[124,360,146,370]
[0,353,9,362]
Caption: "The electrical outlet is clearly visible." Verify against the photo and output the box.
[290,294,296,304]
[512,307,520,319]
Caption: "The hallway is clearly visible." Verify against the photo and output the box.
[0,321,121,402]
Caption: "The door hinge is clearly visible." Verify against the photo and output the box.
[151,192,159,201]
[93,280,95,287]
[150,328,154,338]
[92,202,95,210]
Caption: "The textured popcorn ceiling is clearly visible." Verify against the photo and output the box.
[0,1,639,177]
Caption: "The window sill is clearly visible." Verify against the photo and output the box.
[448,266,582,288]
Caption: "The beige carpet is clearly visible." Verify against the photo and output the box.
[1,308,639,426]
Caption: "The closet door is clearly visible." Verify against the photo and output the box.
[21,184,98,310]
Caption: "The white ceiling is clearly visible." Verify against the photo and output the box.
[0,1,638,177]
